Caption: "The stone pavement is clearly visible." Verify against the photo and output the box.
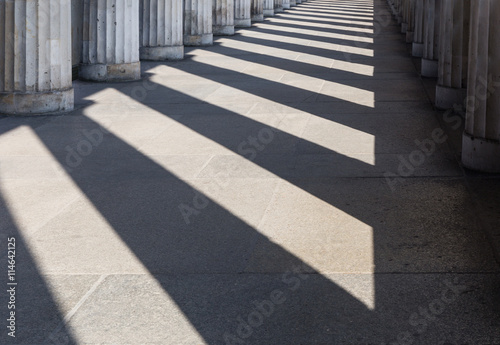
[1,0,499,344]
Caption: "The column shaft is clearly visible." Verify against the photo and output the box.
[184,0,213,45]
[213,0,235,35]
[435,0,470,109]
[140,0,184,60]
[462,0,500,172]
[413,0,424,56]
[81,0,141,82]
[263,0,274,16]
[251,0,263,21]
[421,0,440,77]
[0,0,73,114]
[235,0,251,27]
[275,0,283,13]
[404,0,415,42]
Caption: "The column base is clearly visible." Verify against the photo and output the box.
[405,31,414,43]
[290,1,297,6]
[79,62,141,82]
[296,0,302,3]
[283,3,291,8]
[251,14,264,21]
[263,9,274,16]
[213,25,235,36]
[235,18,252,27]
[462,132,500,173]
[184,33,213,46]
[435,85,467,110]
[140,45,184,61]
[401,22,408,33]
[0,88,74,115]
[412,42,423,57]
[275,6,284,12]
[421,58,438,78]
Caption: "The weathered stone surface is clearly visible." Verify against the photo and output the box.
[0,0,74,115]
[80,0,141,82]
[140,0,184,60]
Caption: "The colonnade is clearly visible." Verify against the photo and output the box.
[0,0,305,115]
[388,0,500,172]
[1,0,498,172]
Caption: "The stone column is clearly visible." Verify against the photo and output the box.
[289,0,296,7]
[235,0,251,27]
[140,0,184,60]
[401,0,409,33]
[184,0,213,45]
[80,0,140,82]
[275,0,283,13]
[404,0,415,42]
[251,0,263,21]
[0,0,73,115]
[435,0,470,109]
[462,0,500,172]
[283,0,290,9]
[421,0,441,77]
[213,0,235,35]
[263,0,274,16]
[413,0,424,56]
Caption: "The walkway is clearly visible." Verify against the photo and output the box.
[1,0,499,344]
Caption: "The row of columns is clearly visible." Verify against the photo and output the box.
[0,0,305,116]
[388,0,500,172]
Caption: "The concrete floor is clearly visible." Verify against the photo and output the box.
[1,0,500,344]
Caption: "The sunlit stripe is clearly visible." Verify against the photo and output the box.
[234,30,374,57]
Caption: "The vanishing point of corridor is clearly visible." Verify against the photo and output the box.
[1,0,499,344]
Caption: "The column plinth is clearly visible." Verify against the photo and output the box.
[0,0,74,115]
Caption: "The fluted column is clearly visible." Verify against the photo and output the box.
[184,0,213,45]
[140,0,184,60]
[275,0,283,12]
[263,0,274,16]
[435,0,470,109]
[401,0,409,33]
[235,0,251,27]
[462,0,500,172]
[404,0,415,42]
[0,0,73,115]
[421,0,441,77]
[81,0,140,82]
[213,0,235,35]
[251,0,263,21]
[283,0,290,9]
[413,0,424,56]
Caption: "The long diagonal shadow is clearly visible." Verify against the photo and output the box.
[1,0,497,343]
[0,193,75,344]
